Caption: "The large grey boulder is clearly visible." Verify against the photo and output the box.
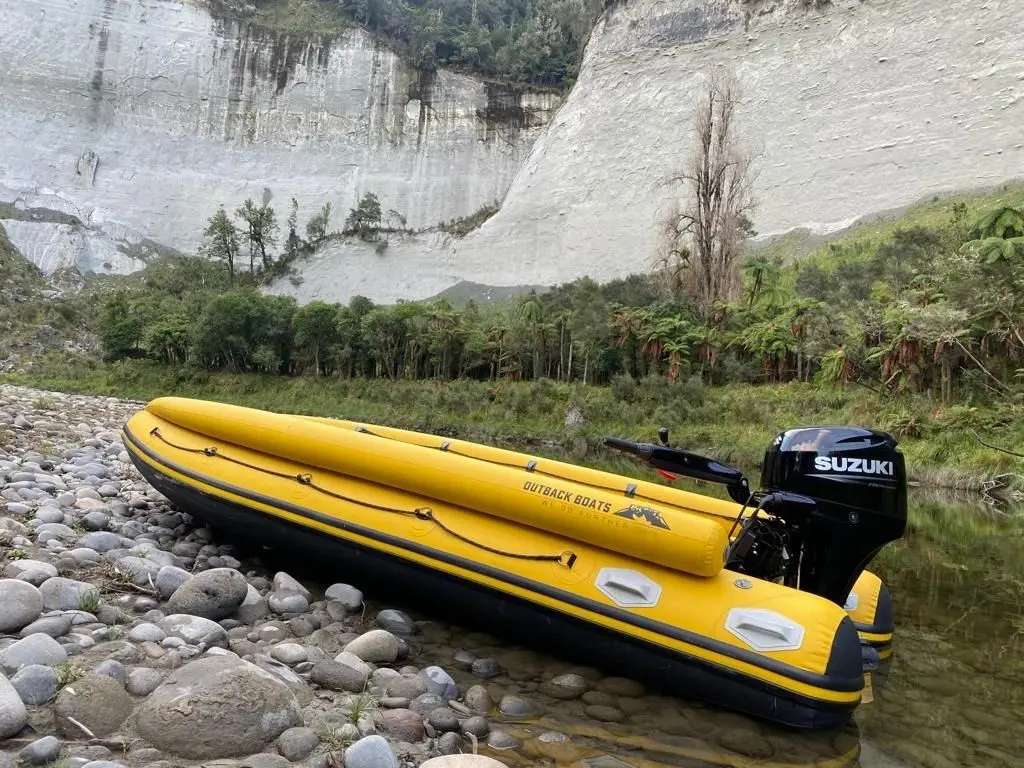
[166,568,248,620]
[0,579,43,633]
[134,655,303,759]
[0,672,28,739]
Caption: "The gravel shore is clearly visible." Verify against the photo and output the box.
[0,385,527,768]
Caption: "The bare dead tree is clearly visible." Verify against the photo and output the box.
[656,69,757,316]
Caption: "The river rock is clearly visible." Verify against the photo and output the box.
[380,708,425,742]
[75,532,122,553]
[80,511,109,531]
[0,633,67,673]
[135,655,303,759]
[541,673,588,700]
[127,622,166,643]
[19,613,73,638]
[167,568,249,620]
[312,653,370,692]
[344,629,399,663]
[93,659,127,685]
[421,666,458,701]
[325,583,363,611]
[19,735,63,765]
[54,674,134,738]
[596,677,645,698]
[10,664,59,705]
[456,716,486,739]
[157,614,229,649]
[276,726,320,761]
[436,732,464,755]
[235,753,288,765]
[0,672,28,739]
[38,578,99,611]
[470,658,501,679]
[486,730,520,750]
[410,693,446,717]
[375,609,415,635]
[584,704,625,722]
[267,591,309,614]
[0,579,44,632]
[236,584,269,624]
[420,758,510,768]
[125,667,165,697]
[270,643,307,665]
[386,673,428,700]
[155,566,191,599]
[271,572,309,599]
[428,707,460,733]
[343,735,398,768]
[498,695,537,718]
[4,559,58,583]
[465,685,492,715]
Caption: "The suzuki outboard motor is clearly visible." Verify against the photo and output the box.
[602,425,908,608]
[758,426,907,606]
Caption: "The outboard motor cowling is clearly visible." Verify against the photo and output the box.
[759,426,907,606]
[601,423,908,609]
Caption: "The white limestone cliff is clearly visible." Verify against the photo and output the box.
[273,0,1024,304]
[0,0,557,276]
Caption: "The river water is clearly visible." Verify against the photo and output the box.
[388,488,1024,768]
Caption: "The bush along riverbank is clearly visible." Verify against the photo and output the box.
[5,361,1022,499]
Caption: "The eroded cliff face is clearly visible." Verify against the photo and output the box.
[268,0,1024,305]
[0,0,558,276]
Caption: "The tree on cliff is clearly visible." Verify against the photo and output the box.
[236,199,279,272]
[202,207,241,283]
[346,193,383,241]
[658,69,757,317]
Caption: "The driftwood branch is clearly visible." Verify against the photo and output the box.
[970,430,1024,458]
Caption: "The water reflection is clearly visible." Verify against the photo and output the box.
[406,488,1023,768]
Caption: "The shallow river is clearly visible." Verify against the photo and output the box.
[343,487,1024,768]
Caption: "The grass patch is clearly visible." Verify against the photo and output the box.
[53,661,87,687]
[8,356,1023,495]
[77,587,102,614]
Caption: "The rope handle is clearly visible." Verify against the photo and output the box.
[148,428,576,568]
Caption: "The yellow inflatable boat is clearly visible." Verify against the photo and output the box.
[122,397,907,730]
[295,415,897,654]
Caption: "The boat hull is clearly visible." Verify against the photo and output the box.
[122,399,867,729]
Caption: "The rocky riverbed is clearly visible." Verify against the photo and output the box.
[0,385,531,768]
[0,384,868,768]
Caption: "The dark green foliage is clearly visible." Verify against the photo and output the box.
[228,0,602,88]
[345,193,383,241]
[98,290,144,361]
[329,0,602,87]
[91,197,1024,422]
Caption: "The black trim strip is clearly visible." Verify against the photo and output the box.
[122,423,863,695]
